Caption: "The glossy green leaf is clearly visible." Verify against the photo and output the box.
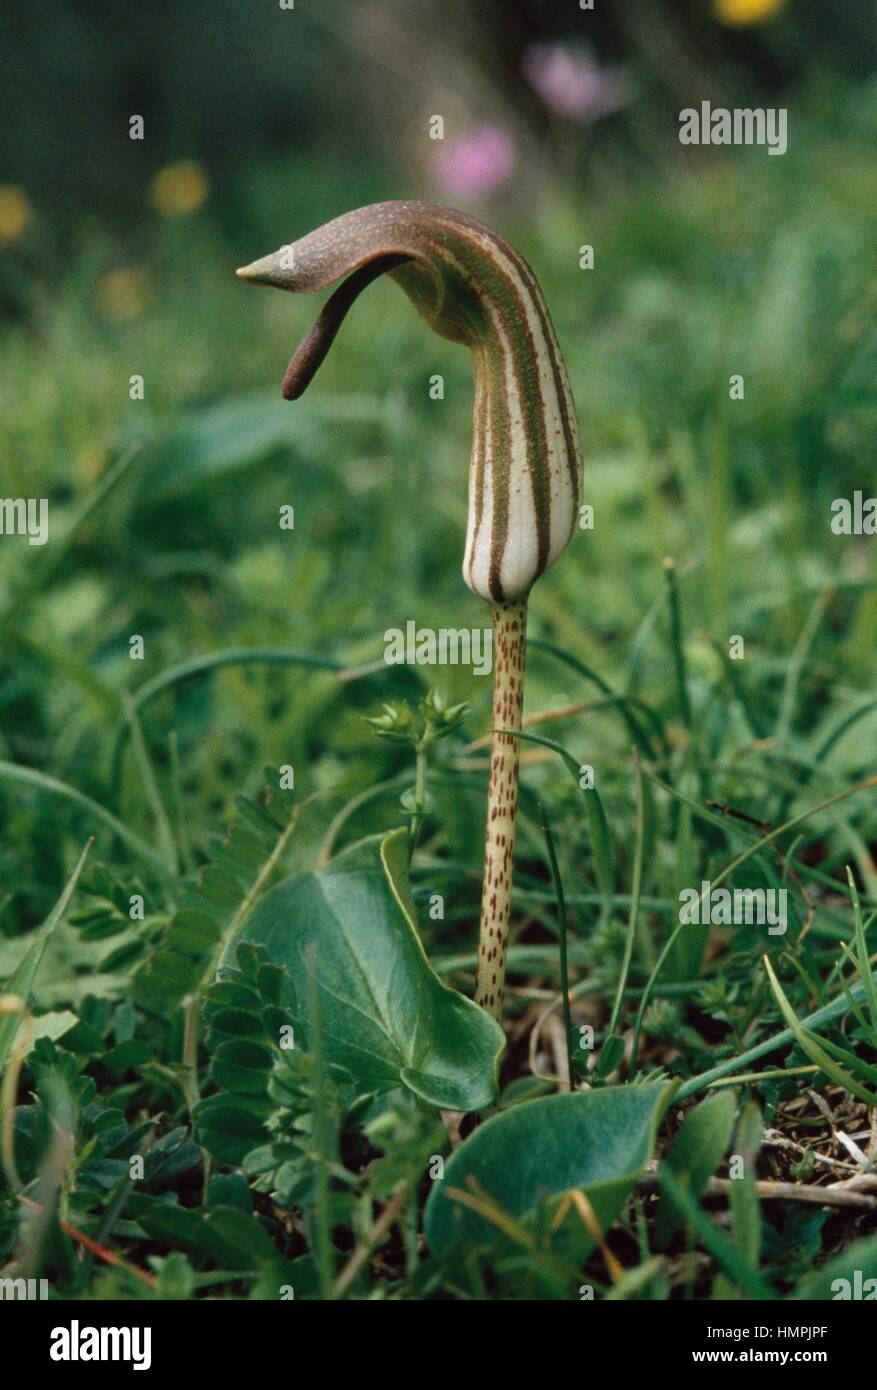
[424,1081,675,1255]
[232,828,504,1112]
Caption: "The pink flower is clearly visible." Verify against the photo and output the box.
[523,42,629,123]
[433,126,517,199]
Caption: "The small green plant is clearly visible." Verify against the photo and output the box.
[365,689,468,859]
[237,201,582,1019]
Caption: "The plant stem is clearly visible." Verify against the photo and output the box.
[475,598,527,1019]
[408,742,428,863]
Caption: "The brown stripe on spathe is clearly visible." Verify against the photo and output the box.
[237,200,581,602]
[429,216,555,590]
[466,346,489,587]
[438,216,571,580]
[485,335,512,602]
[497,238,581,519]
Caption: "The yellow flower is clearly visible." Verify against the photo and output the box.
[150,160,210,217]
[95,267,151,320]
[714,0,786,25]
[0,186,31,245]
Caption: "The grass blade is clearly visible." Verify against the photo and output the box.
[731,1101,763,1269]
[527,637,663,756]
[0,761,170,880]
[763,956,877,1106]
[497,728,615,902]
[663,558,691,729]
[612,756,645,1048]
[537,800,574,1091]
[847,865,877,1033]
[0,839,92,1073]
[657,1164,772,1299]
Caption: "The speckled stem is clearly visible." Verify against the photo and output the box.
[474,598,527,1020]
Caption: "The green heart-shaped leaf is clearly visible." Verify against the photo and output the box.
[231,828,504,1112]
[425,1082,676,1256]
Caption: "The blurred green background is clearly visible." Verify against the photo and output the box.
[1,0,875,940]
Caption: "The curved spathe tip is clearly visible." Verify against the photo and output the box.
[235,254,288,285]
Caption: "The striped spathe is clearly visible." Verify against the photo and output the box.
[237,200,582,603]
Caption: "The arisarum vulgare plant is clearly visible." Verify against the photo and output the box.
[238,201,582,1020]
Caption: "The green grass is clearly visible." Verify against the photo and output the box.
[1,95,876,1300]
